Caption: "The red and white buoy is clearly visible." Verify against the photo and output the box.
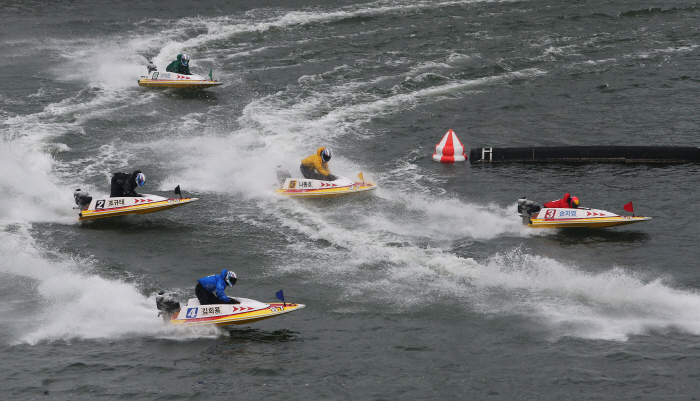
[432,129,467,163]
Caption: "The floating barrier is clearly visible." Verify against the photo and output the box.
[433,129,467,163]
[468,146,700,163]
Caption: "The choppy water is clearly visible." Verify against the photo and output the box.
[2,1,700,399]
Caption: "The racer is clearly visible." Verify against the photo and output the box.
[165,54,192,75]
[300,147,336,181]
[110,170,146,197]
[195,269,240,305]
[543,193,579,208]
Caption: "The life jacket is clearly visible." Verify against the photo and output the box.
[301,147,331,176]
[197,269,233,302]
[543,193,574,208]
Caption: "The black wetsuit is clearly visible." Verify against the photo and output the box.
[110,170,143,197]
[195,283,230,305]
[299,164,337,181]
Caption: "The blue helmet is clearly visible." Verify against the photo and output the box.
[321,148,331,162]
[181,54,190,66]
[134,173,146,187]
[225,270,237,287]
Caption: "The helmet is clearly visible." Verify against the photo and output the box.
[570,197,579,207]
[134,173,146,187]
[181,54,190,66]
[321,148,332,163]
[225,271,237,287]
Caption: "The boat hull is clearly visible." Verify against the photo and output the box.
[529,216,652,228]
[527,207,651,228]
[137,71,222,89]
[276,175,378,198]
[78,196,198,221]
[169,298,305,327]
[138,79,222,89]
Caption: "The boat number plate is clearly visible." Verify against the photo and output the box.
[95,200,105,209]
[167,199,180,203]
[545,210,555,218]
[152,72,159,79]
[270,307,284,312]
[186,308,198,318]
[201,306,221,315]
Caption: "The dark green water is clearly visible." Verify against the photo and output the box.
[2,1,700,399]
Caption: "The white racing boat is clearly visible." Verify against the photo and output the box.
[276,172,378,198]
[137,63,222,89]
[74,186,198,221]
[156,292,305,327]
[517,197,651,228]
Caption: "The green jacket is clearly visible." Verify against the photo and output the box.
[166,54,191,75]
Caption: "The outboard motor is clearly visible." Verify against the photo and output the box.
[276,165,291,184]
[73,189,92,210]
[517,196,541,225]
[156,291,181,322]
[147,61,157,73]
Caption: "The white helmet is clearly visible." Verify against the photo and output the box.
[225,271,237,287]
[181,54,190,66]
[321,148,332,162]
[134,173,146,187]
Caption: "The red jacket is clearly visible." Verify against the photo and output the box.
[543,193,574,208]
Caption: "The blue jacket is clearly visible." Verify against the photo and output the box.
[197,269,233,302]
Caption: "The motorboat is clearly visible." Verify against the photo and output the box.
[137,62,222,89]
[517,197,651,228]
[275,172,378,198]
[74,186,197,221]
[156,292,305,327]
